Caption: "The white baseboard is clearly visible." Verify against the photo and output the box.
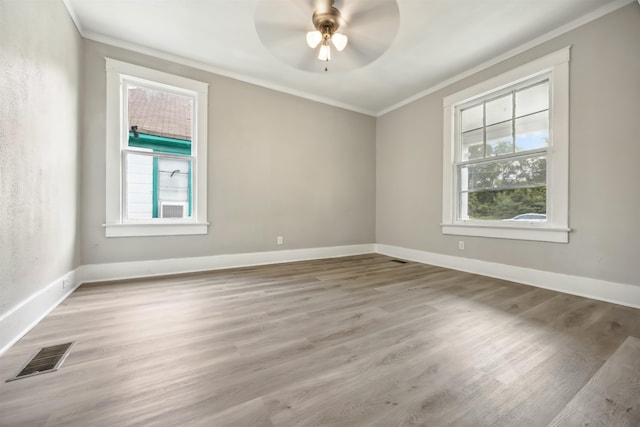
[79,244,376,283]
[375,244,640,309]
[0,269,82,356]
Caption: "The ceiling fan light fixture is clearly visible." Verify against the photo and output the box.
[318,42,331,61]
[308,0,347,63]
[331,32,348,51]
[306,30,322,48]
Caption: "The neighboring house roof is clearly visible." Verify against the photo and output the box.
[128,86,192,141]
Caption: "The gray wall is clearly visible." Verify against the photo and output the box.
[0,1,83,314]
[81,40,376,264]
[376,4,640,285]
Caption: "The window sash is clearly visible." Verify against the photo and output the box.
[457,77,550,165]
[122,78,197,154]
[122,150,195,223]
[457,152,547,221]
[457,152,547,191]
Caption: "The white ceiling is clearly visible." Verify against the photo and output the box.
[64,0,631,116]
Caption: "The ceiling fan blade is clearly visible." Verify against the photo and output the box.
[340,0,396,27]
[257,23,309,54]
[255,0,313,30]
[345,0,400,36]
[333,42,375,70]
[341,0,400,65]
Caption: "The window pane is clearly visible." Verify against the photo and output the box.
[125,152,192,220]
[515,111,549,152]
[458,154,546,220]
[461,188,547,221]
[127,85,193,155]
[461,104,483,132]
[462,154,546,192]
[486,121,513,157]
[461,128,484,161]
[125,152,154,220]
[486,94,512,126]
[158,157,191,218]
[516,81,549,117]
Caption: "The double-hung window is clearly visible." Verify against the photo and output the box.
[105,59,209,237]
[442,47,570,243]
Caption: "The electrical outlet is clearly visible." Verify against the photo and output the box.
[458,240,465,250]
[277,236,284,245]
[62,275,72,289]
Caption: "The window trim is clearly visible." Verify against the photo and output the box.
[442,47,571,243]
[105,58,209,237]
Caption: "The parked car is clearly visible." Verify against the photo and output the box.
[503,213,547,221]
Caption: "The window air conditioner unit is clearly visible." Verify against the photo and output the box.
[160,202,188,218]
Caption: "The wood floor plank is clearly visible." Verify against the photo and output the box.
[0,254,639,426]
[547,336,640,427]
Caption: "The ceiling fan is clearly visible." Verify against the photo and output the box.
[255,0,400,73]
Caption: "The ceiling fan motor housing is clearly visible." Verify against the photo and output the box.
[312,5,344,38]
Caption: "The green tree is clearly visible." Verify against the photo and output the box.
[464,149,547,219]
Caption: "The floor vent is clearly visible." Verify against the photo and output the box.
[389,259,408,264]
[7,342,75,382]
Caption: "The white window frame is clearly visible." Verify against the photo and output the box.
[442,47,571,243]
[105,58,209,237]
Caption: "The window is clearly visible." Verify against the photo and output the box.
[105,59,209,237]
[442,47,570,243]
[458,78,549,221]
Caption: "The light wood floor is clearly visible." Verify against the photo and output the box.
[1,254,639,426]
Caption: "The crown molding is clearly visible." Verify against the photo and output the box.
[61,0,84,36]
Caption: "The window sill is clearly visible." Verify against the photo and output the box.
[442,223,570,243]
[104,222,209,237]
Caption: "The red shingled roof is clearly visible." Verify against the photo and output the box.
[128,86,192,141]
